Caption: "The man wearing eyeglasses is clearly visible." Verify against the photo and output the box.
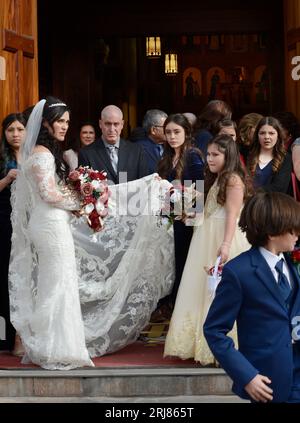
[136,109,167,174]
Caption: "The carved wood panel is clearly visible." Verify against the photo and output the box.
[0,0,38,124]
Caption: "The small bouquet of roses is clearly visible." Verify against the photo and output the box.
[158,182,198,229]
[68,166,109,232]
[289,247,300,276]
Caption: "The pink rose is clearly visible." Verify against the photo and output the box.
[81,182,93,196]
[77,166,86,175]
[69,170,80,181]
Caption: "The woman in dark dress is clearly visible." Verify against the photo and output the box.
[0,113,26,352]
[157,114,204,313]
[247,116,293,194]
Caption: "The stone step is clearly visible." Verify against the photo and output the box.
[0,395,248,403]
[0,367,233,398]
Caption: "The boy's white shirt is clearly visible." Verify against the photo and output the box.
[259,246,291,286]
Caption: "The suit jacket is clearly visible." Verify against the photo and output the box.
[78,138,150,184]
[203,247,300,402]
[167,148,204,185]
[136,136,163,174]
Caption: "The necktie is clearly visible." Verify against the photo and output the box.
[157,144,164,157]
[275,258,291,302]
[107,145,118,173]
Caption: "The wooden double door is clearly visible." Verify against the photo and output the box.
[0,0,38,124]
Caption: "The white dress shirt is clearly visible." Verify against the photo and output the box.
[259,247,292,287]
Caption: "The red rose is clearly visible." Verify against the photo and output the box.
[73,180,81,191]
[89,171,99,180]
[84,195,95,204]
[89,209,98,219]
[98,171,107,181]
[89,210,102,231]
[291,249,300,263]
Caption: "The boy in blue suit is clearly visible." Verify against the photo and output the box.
[204,192,300,403]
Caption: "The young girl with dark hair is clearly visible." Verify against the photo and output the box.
[0,113,26,354]
[248,116,293,194]
[156,114,204,314]
[164,134,251,364]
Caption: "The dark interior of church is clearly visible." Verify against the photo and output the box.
[37,0,284,138]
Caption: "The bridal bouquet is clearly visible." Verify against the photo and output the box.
[68,166,109,232]
[158,183,198,229]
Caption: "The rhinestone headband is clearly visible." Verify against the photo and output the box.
[48,102,67,108]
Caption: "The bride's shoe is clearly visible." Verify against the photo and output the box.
[11,334,25,357]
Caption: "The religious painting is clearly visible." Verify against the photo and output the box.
[206,67,225,100]
[183,67,202,100]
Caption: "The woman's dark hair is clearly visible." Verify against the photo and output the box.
[157,113,201,181]
[205,134,252,205]
[239,191,300,247]
[65,121,97,152]
[36,96,71,181]
[0,113,26,177]
[194,100,232,135]
[273,111,300,145]
[236,113,263,147]
[212,118,237,137]
[248,116,286,175]
[22,105,35,124]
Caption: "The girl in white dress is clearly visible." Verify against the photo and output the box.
[9,97,94,370]
[164,134,252,364]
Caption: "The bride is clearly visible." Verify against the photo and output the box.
[9,97,174,369]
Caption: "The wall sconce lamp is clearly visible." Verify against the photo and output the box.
[165,53,178,75]
[146,37,161,58]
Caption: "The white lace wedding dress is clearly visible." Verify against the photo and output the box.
[9,152,174,369]
[73,174,175,357]
[9,152,93,370]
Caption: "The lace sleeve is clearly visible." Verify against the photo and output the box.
[30,152,80,210]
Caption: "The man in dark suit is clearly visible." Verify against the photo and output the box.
[136,109,167,174]
[78,105,149,184]
[204,192,300,403]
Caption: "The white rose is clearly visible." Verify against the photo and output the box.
[160,179,171,190]
[91,180,101,191]
[84,203,95,214]
[161,217,170,226]
[170,190,182,203]
[95,199,105,214]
